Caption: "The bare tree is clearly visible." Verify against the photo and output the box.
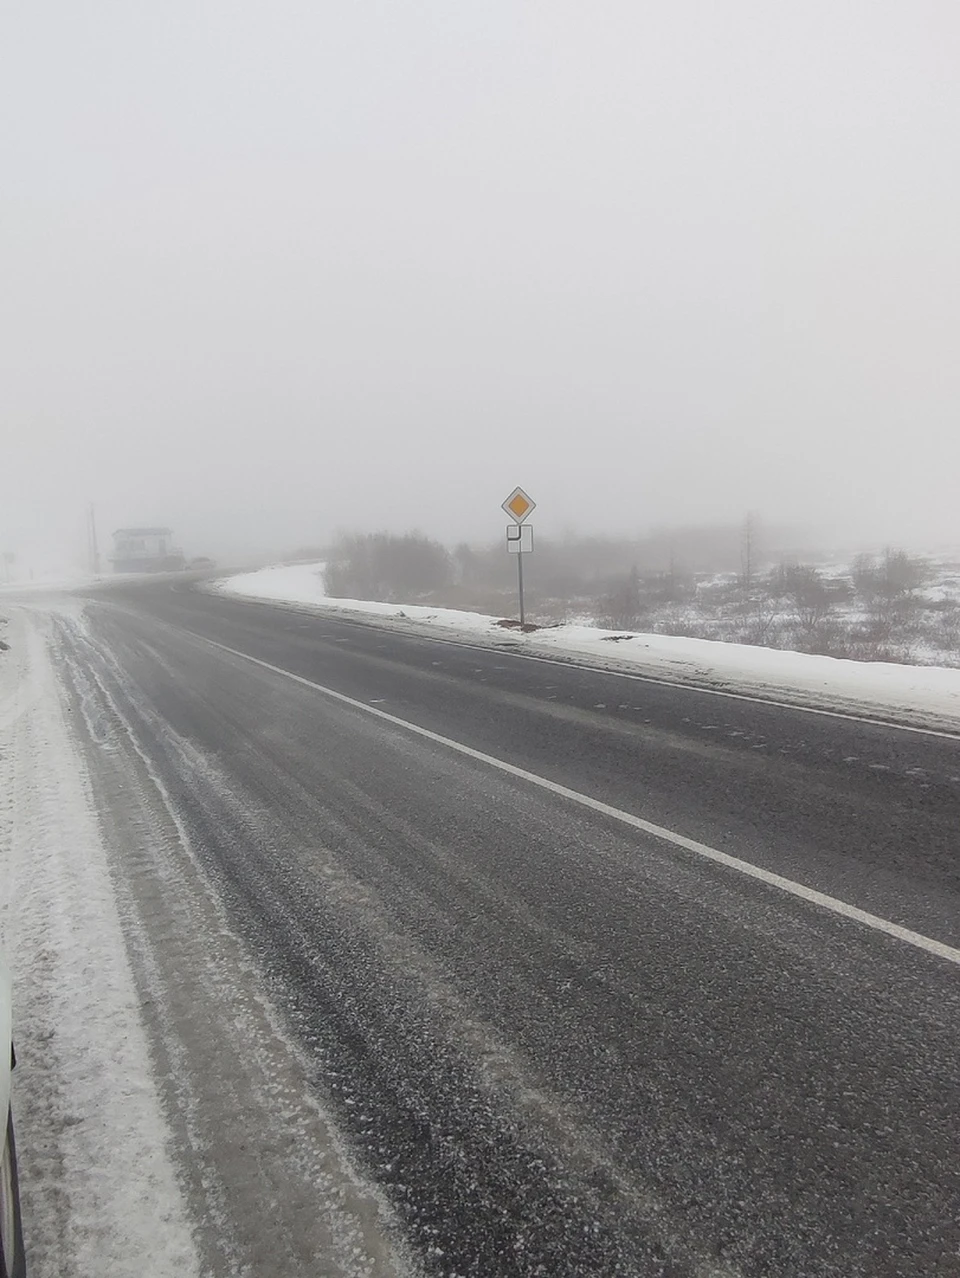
[598,567,643,629]
[739,512,758,588]
[324,531,453,601]
[453,542,477,586]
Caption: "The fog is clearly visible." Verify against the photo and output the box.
[2,2,959,573]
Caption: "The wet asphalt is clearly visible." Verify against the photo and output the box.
[72,582,960,1276]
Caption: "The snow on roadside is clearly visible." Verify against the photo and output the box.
[213,562,960,732]
[218,562,498,632]
[0,571,97,595]
[0,607,201,1278]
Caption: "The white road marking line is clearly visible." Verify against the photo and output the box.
[200,635,960,969]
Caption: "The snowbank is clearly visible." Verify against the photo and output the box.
[217,563,496,633]
[0,572,98,595]
[213,563,960,732]
[0,608,201,1277]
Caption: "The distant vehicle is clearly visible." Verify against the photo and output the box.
[0,957,24,1277]
[188,557,216,571]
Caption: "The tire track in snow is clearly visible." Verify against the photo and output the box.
[53,611,413,1278]
[0,607,201,1278]
[67,602,751,1277]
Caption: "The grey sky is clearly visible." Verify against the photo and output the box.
[2,2,958,569]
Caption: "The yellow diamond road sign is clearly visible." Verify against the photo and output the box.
[502,486,536,524]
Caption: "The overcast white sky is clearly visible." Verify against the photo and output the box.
[2,1,958,569]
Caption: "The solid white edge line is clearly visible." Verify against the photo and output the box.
[204,587,960,742]
[201,633,960,969]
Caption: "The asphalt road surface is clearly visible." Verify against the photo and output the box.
[53,581,960,1275]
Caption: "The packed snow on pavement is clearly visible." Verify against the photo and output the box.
[1,598,415,1278]
[214,562,960,733]
[0,606,201,1278]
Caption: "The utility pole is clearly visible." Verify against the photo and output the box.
[87,503,101,576]
[741,512,756,588]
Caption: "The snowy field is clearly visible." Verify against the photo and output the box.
[215,564,960,734]
[619,552,960,669]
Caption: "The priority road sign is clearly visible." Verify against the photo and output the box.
[502,486,536,524]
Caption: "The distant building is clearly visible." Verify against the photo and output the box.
[111,527,185,573]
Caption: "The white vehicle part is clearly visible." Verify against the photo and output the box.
[0,957,10,1134]
[0,1118,17,1278]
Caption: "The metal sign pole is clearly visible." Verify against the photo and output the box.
[501,487,535,630]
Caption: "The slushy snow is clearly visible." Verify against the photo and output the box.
[0,607,201,1278]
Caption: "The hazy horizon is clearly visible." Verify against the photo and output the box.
[3,3,959,574]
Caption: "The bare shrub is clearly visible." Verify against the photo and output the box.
[598,568,644,630]
[783,564,833,635]
[324,531,453,601]
[650,608,722,641]
[852,548,929,621]
[917,601,960,664]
